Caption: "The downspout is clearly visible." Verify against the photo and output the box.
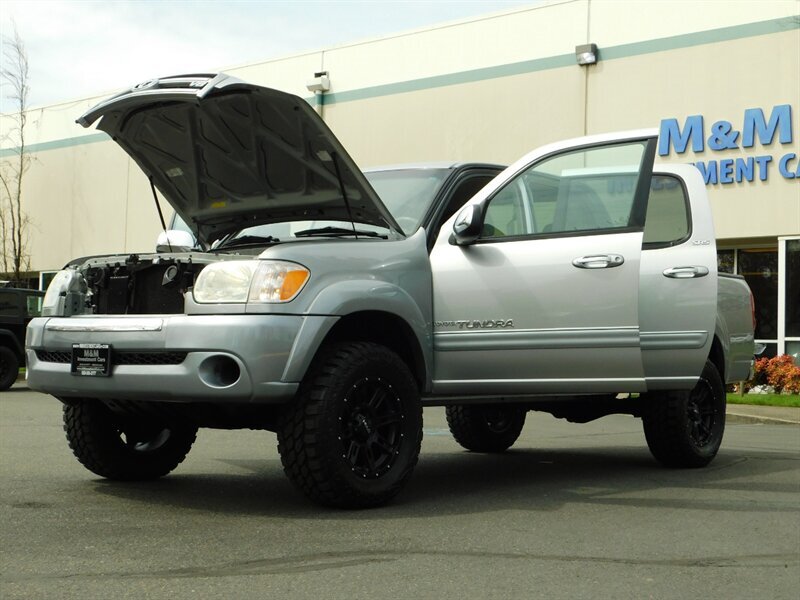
[583,0,592,136]
[308,51,330,119]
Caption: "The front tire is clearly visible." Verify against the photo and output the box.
[0,346,20,391]
[446,404,526,452]
[278,342,422,509]
[63,399,197,480]
[642,360,726,468]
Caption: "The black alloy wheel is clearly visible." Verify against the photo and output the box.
[278,341,423,508]
[643,359,726,468]
[685,378,717,447]
[339,376,404,479]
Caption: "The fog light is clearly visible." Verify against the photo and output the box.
[198,355,241,388]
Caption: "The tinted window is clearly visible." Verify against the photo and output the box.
[0,291,18,317]
[482,141,648,239]
[26,293,43,317]
[643,175,690,245]
[365,168,450,232]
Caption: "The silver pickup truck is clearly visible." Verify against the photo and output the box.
[26,74,755,508]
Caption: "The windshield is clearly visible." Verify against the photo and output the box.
[169,167,451,245]
[364,168,450,233]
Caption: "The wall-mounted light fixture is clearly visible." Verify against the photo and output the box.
[306,71,330,118]
[306,71,330,93]
[575,44,598,66]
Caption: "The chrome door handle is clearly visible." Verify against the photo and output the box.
[662,266,710,278]
[572,254,625,269]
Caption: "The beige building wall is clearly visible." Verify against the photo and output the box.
[1,0,798,273]
[584,29,800,241]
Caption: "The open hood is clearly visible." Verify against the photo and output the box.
[78,73,402,244]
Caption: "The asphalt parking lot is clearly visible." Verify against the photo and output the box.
[2,387,798,600]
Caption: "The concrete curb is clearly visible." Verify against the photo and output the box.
[726,411,800,425]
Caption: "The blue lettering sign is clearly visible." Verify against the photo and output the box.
[734,157,754,182]
[719,159,734,183]
[661,106,797,185]
[778,153,797,179]
[658,115,704,156]
[754,155,772,181]
[707,121,740,150]
[742,105,792,147]
[694,161,718,185]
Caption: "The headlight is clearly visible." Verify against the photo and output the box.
[193,260,310,304]
[193,261,257,303]
[42,268,89,316]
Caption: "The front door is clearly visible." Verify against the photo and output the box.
[430,131,658,396]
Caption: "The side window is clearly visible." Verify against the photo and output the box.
[482,180,528,237]
[643,175,690,246]
[481,141,649,240]
[440,176,495,227]
[0,291,18,317]
[26,293,43,317]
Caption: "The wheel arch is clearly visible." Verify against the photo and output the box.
[0,329,24,360]
[282,279,433,392]
[708,334,726,382]
[313,310,428,391]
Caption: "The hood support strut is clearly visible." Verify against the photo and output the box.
[331,152,359,239]
[149,177,172,252]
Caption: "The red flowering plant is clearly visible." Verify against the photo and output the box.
[765,355,800,394]
[743,354,800,394]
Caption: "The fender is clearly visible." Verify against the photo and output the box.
[281,279,432,390]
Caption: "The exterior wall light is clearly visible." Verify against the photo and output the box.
[575,43,598,66]
[306,71,330,93]
[306,71,330,118]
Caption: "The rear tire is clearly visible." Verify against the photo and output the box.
[446,404,526,453]
[63,399,197,480]
[642,360,725,468]
[278,341,422,509]
[0,346,20,391]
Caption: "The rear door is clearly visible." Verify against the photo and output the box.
[430,131,658,396]
[639,164,717,389]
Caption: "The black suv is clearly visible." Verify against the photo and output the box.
[0,288,44,390]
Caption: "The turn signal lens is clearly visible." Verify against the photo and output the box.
[248,261,310,303]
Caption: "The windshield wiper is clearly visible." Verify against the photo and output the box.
[293,226,388,239]
[216,235,280,249]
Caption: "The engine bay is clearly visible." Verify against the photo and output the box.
[83,254,206,315]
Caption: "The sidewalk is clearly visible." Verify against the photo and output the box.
[726,403,800,425]
[11,376,799,425]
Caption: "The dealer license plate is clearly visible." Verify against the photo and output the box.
[71,343,112,377]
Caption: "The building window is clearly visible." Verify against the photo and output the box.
[783,238,800,361]
[737,248,778,357]
[717,249,735,274]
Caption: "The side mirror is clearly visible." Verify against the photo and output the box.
[156,230,196,253]
[451,204,482,245]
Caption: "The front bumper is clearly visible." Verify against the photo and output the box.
[26,314,335,403]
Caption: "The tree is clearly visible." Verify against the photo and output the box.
[0,21,31,286]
